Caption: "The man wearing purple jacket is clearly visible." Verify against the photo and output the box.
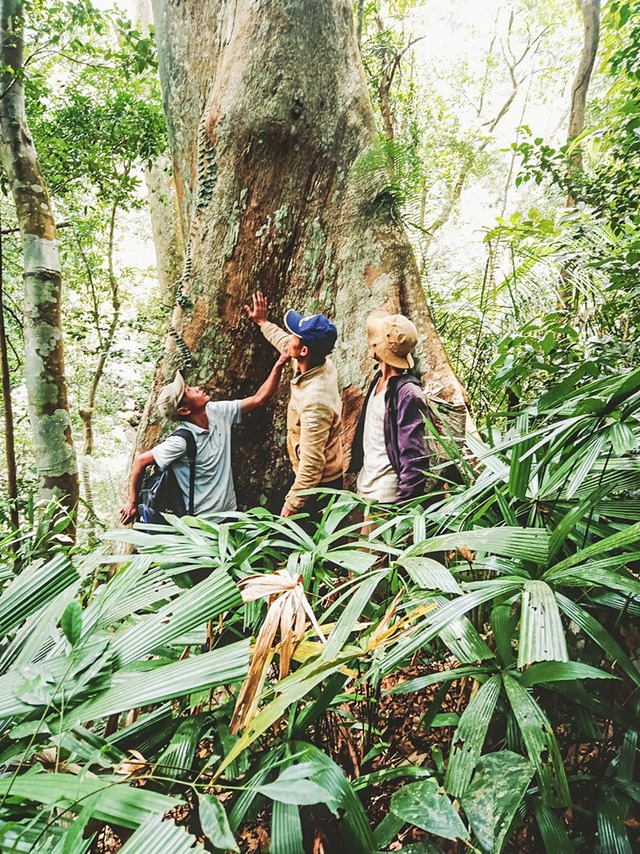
[349,310,433,503]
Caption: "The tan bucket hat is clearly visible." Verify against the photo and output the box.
[157,370,186,420]
[367,310,418,370]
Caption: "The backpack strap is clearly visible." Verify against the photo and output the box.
[173,428,197,515]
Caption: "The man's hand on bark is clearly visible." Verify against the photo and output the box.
[119,499,137,525]
[244,291,269,326]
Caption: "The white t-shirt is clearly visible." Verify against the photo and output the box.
[152,400,242,516]
[356,387,398,503]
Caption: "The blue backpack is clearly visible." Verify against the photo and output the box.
[138,428,197,528]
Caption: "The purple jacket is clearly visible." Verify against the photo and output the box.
[349,372,432,501]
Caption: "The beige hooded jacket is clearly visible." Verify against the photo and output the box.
[261,321,343,512]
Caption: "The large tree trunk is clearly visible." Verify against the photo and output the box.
[144,0,467,507]
[0,0,79,513]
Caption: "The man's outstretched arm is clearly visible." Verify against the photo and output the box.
[241,351,290,414]
[119,449,156,523]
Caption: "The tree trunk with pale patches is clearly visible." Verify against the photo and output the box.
[567,0,600,191]
[0,0,79,514]
[143,0,467,508]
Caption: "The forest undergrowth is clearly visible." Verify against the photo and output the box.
[1,365,639,852]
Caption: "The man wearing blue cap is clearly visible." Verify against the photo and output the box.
[245,292,343,519]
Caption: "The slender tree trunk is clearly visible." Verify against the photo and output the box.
[78,202,121,524]
[146,0,468,507]
[0,215,19,528]
[0,0,79,515]
[567,0,600,198]
[560,0,600,307]
[356,0,364,47]
[80,201,121,457]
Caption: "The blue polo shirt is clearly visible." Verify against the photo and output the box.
[152,400,242,516]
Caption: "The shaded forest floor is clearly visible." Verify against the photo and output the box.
[93,646,640,853]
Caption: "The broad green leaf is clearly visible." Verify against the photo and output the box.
[78,557,177,642]
[533,798,574,853]
[256,778,336,809]
[444,675,502,798]
[9,720,51,740]
[290,742,376,853]
[0,820,67,853]
[551,520,640,574]
[0,554,77,637]
[351,766,432,791]
[69,640,249,723]
[548,484,612,562]
[120,814,205,852]
[198,793,239,852]
[390,779,469,841]
[491,603,516,666]
[423,596,494,663]
[271,801,304,854]
[112,566,241,666]
[61,601,83,647]
[508,415,534,500]
[409,527,548,564]
[379,581,522,675]
[539,433,607,500]
[400,557,462,594]
[229,747,287,832]
[596,784,632,854]
[555,594,640,687]
[57,791,101,854]
[0,774,176,830]
[548,566,640,598]
[519,661,618,688]
[155,713,208,777]
[616,722,638,781]
[321,570,385,660]
[609,421,637,455]
[503,675,569,807]
[439,614,494,663]
[517,581,568,668]
[460,751,534,853]
[255,762,338,812]
[373,812,405,848]
[322,547,378,575]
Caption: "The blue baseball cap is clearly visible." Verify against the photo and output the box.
[284,310,337,355]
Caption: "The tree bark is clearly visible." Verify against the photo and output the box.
[0,0,79,514]
[145,0,467,507]
[131,0,185,304]
[567,0,600,183]
[144,154,185,303]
